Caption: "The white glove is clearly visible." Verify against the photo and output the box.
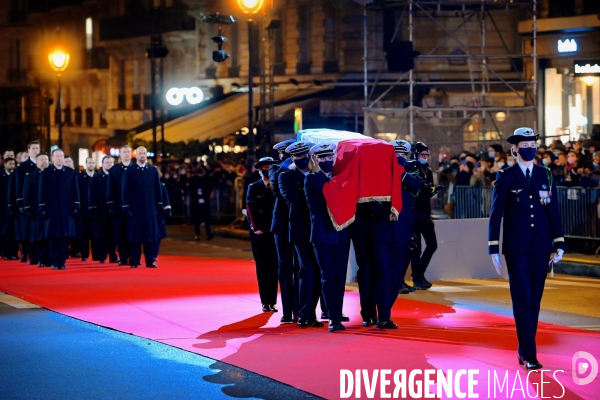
[254,230,263,235]
[491,254,502,276]
[552,249,564,264]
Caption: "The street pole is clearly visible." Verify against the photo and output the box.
[151,57,158,162]
[57,75,62,150]
[247,19,255,170]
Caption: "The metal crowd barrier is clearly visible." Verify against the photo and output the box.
[447,185,600,240]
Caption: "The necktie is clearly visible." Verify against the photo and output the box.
[526,168,531,187]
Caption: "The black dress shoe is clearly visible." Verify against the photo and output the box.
[51,265,60,270]
[401,282,416,293]
[82,258,88,262]
[321,312,329,320]
[27,260,35,265]
[377,320,398,329]
[297,318,324,328]
[20,258,27,263]
[413,280,431,290]
[362,319,375,327]
[329,323,346,332]
[341,314,350,322]
[146,264,158,268]
[422,276,433,287]
[59,265,67,270]
[280,316,294,324]
[37,262,44,268]
[268,305,278,312]
[130,264,139,269]
[518,354,543,370]
[262,304,270,312]
[99,260,106,264]
[110,258,119,264]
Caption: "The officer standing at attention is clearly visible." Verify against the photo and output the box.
[89,156,117,264]
[0,157,18,260]
[246,157,279,313]
[410,142,441,290]
[121,146,163,268]
[23,153,50,267]
[390,140,422,294]
[489,127,565,371]
[76,157,96,261]
[305,144,351,332]
[8,140,40,264]
[107,145,133,265]
[268,139,299,323]
[279,141,324,328]
[38,149,80,270]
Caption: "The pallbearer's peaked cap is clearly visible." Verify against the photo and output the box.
[389,139,411,154]
[285,141,313,156]
[507,127,539,144]
[310,143,336,158]
[273,139,296,152]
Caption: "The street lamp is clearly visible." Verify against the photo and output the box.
[48,49,70,150]
[237,0,265,172]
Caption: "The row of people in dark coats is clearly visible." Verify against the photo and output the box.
[0,143,170,269]
[246,139,440,332]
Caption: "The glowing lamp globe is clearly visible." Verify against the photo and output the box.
[48,50,70,73]
[237,0,264,14]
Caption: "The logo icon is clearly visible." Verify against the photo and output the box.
[572,351,598,385]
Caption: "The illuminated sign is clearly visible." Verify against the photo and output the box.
[573,60,600,76]
[558,39,577,53]
[166,87,204,106]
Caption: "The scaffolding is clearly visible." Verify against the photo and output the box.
[363,0,537,155]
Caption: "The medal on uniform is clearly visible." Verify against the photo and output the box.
[539,185,551,205]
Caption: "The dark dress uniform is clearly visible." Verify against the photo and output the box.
[121,163,163,267]
[0,169,18,259]
[39,165,80,268]
[268,156,299,320]
[188,174,212,239]
[9,158,37,262]
[350,203,378,325]
[279,160,323,326]
[246,176,279,310]
[76,171,96,261]
[410,160,438,287]
[489,163,565,366]
[370,169,421,327]
[88,170,117,263]
[23,169,48,266]
[153,183,172,261]
[107,162,131,264]
[305,170,351,328]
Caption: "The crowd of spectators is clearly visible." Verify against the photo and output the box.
[437,138,600,189]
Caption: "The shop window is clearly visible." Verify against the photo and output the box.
[74,106,82,126]
[132,94,141,110]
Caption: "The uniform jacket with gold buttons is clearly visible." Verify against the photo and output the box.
[488,164,565,255]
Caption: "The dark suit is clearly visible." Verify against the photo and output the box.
[279,167,321,321]
[0,170,18,259]
[76,171,96,260]
[39,165,80,267]
[89,170,116,262]
[370,170,421,321]
[410,162,438,281]
[268,160,299,319]
[246,179,279,307]
[107,162,131,264]
[10,158,37,261]
[305,171,350,324]
[350,203,377,322]
[121,163,162,266]
[153,183,171,261]
[488,163,565,361]
[23,169,47,265]
[188,175,212,237]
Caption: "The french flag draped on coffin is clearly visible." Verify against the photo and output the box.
[298,129,404,231]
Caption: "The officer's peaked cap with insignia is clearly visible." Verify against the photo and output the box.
[285,141,314,156]
[507,127,539,144]
[273,139,296,152]
[310,143,336,158]
[390,139,411,154]
[254,157,277,169]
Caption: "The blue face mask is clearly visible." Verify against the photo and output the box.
[594,162,599,168]
[294,157,310,170]
[396,156,406,166]
[319,161,334,174]
[518,147,537,162]
[418,157,428,165]
[488,151,496,159]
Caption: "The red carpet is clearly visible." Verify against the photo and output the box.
[1,256,599,399]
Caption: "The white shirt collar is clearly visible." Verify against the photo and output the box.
[517,160,534,176]
[103,169,110,175]
[137,162,147,168]
[29,157,36,164]
[86,170,94,177]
